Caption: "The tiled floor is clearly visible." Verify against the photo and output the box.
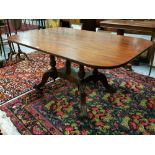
[0,31,155,78]
[132,65,155,77]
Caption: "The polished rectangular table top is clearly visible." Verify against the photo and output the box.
[8,27,152,68]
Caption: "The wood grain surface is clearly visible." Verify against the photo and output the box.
[8,27,153,68]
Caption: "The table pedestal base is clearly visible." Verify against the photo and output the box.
[34,55,115,117]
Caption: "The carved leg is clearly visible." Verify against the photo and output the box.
[8,42,16,61]
[93,69,115,93]
[84,68,115,93]
[34,55,58,91]
[78,65,87,117]
[98,73,115,93]
[16,44,31,62]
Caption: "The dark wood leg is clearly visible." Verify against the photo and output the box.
[15,44,31,62]
[84,68,115,93]
[97,72,115,93]
[117,29,124,35]
[149,43,155,75]
[78,65,87,117]
[11,43,16,53]
[34,55,58,91]
[65,60,71,74]
[0,33,6,60]
[8,42,16,61]
[6,20,16,59]
[7,43,31,62]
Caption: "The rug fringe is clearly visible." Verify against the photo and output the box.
[0,110,20,135]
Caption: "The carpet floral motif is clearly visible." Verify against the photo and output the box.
[0,52,65,105]
[0,66,155,134]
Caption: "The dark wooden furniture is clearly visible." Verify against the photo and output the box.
[0,20,29,62]
[100,20,155,36]
[0,25,6,60]
[7,20,30,62]
[0,20,9,60]
[100,19,155,75]
[8,28,153,116]
[60,19,97,31]
[38,19,46,29]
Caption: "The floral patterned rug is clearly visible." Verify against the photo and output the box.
[0,64,155,134]
[0,52,64,105]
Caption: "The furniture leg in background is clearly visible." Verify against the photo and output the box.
[0,23,7,66]
[6,20,31,62]
[148,42,155,75]
[0,32,6,60]
[4,20,18,60]
[15,44,31,62]
[38,19,46,29]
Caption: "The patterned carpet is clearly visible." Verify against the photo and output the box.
[0,52,64,105]
[0,55,155,134]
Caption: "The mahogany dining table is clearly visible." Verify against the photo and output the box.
[100,19,155,75]
[8,27,153,117]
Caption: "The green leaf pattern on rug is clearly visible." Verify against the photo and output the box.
[103,113,113,122]
[121,116,130,130]
[102,93,110,101]
[146,123,155,133]
[139,99,147,108]
[90,92,96,97]
[138,124,145,133]
[45,101,55,110]
[120,81,126,87]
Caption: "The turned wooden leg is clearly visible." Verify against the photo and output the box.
[34,55,58,91]
[84,68,115,93]
[8,42,16,61]
[78,65,87,117]
[93,69,115,93]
